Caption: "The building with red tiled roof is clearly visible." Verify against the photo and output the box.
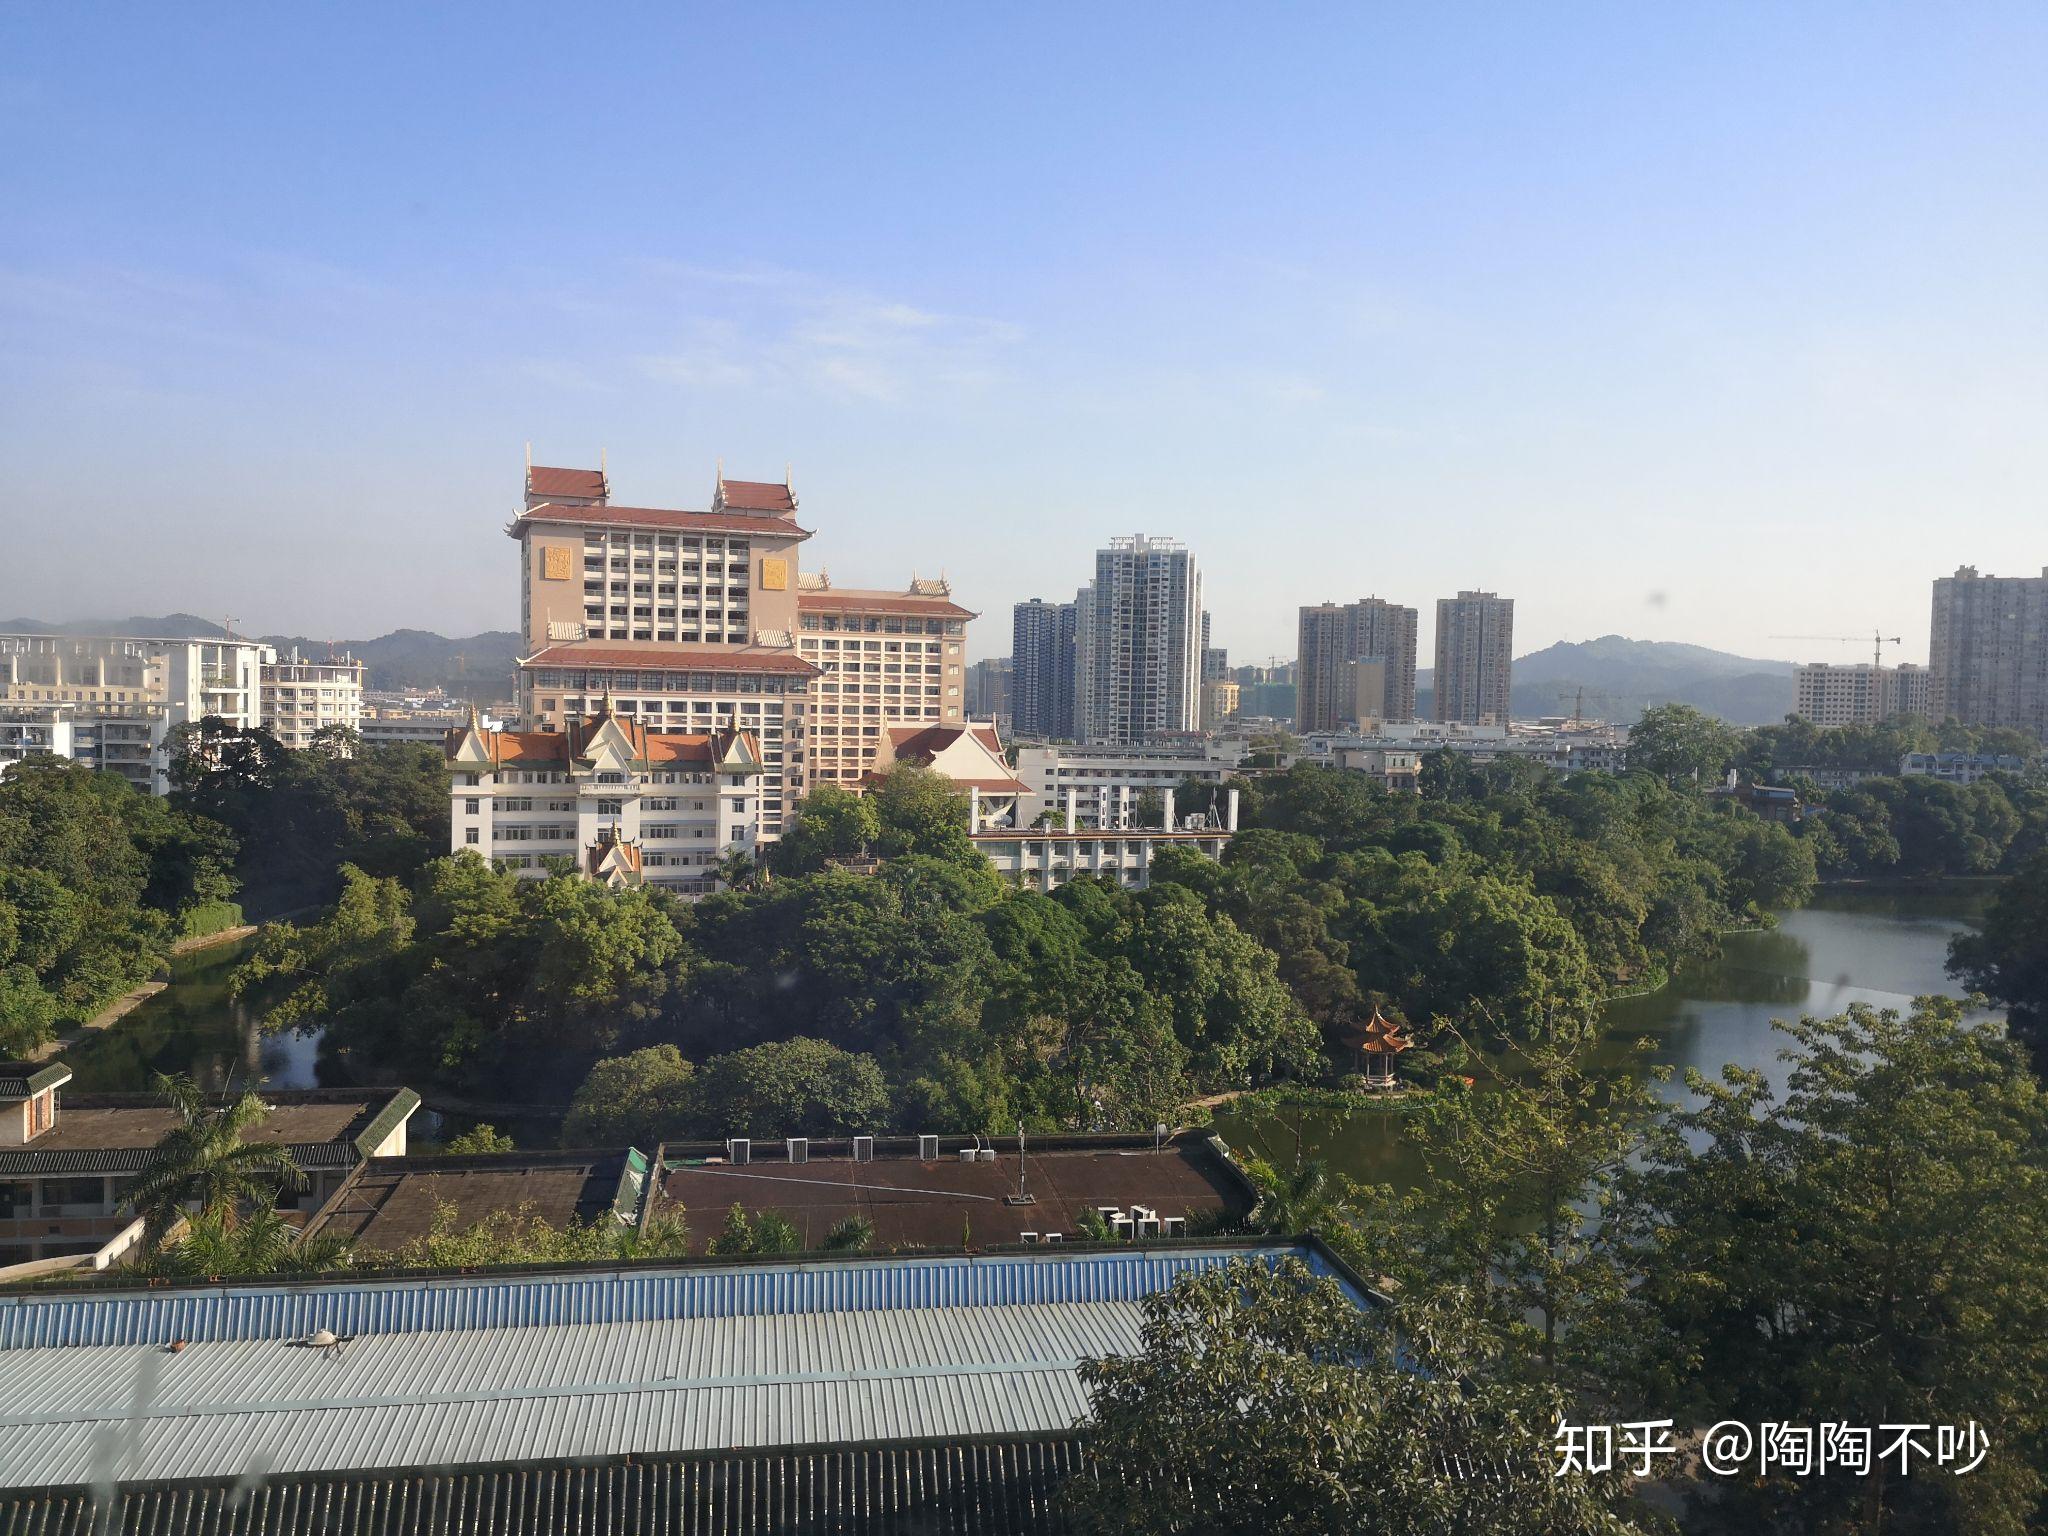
[446,704,768,896]
[505,457,814,837]
[796,574,977,788]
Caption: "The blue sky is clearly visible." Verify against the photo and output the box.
[2,3,2044,672]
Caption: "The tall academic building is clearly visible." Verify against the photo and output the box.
[795,574,975,788]
[1296,598,1419,731]
[1074,535,1204,746]
[1011,598,1077,739]
[1929,566,2048,742]
[1433,591,1515,725]
[509,459,820,838]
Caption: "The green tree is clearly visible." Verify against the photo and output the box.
[562,1044,697,1145]
[123,1073,308,1252]
[682,1037,891,1138]
[1949,852,2048,1071]
[772,783,881,873]
[441,1123,515,1154]
[1627,703,1742,787]
[1621,998,2048,1534]
[1068,1256,1644,1535]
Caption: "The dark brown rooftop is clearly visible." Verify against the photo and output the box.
[0,1089,417,1177]
[303,1151,631,1253]
[654,1134,1247,1251]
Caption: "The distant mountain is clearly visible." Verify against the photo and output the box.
[2,615,519,698]
[0,613,230,637]
[1417,635,1795,726]
[262,629,522,697]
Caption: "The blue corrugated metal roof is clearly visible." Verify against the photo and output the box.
[0,1244,1359,1351]
[0,1245,1363,1489]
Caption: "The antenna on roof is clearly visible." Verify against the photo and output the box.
[785,461,793,488]
[600,447,607,474]
[525,441,531,470]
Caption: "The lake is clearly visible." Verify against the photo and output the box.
[1211,886,2000,1186]
[63,936,324,1095]
[69,889,1998,1166]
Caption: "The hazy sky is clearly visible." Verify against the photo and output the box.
[3,4,2044,671]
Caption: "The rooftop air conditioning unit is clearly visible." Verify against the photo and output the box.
[919,1134,939,1161]
[786,1137,809,1165]
[959,1148,978,1163]
[853,1136,875,1164]
[727,1138,751,1166]
[976,1147,996,1162]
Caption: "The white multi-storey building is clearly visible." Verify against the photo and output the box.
[445,706,768,897]
[972,783,1238,892]
[0,632,272,792]
[1012,740,1246,829]
[1074,535,1204,746]
[261,651,366,749]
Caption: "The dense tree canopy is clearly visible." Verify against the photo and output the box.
[0,758,238,1053]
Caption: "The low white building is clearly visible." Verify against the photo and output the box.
[0,632,271,792]
[973,783,1238,892]
[1013,739,1246,829]
[444,705,768,897]
[261,651,366,749]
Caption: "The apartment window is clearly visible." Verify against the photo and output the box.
[465,798,480,815]
[464,828,479,845]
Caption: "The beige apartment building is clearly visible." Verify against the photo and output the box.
[1297,598,1419,731]
[1434,591,1515,725]
[1792,661,1932,728]
[1930,566,2048,742]
[261,650,365,749]
[510,460,820,838]
[795,575,974,788]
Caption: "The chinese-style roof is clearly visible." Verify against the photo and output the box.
[448,714,763,771]
[519,645,821,676]
[799,589,978,619]
[714,476,797,515]
[1342,1007,1414,1053]
[514,503,811,540]
[879,723,1027,793]
[526,465,608,501]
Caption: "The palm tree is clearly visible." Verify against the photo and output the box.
[714,848,760,891]
[1254,1156,1348,1236]
[124,1073,307,1253]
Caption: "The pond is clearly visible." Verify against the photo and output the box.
[1211,886,2001,1187]
[62,937,324,1095]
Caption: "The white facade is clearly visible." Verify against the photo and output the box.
[1792,662,1930,728]
[446,710,768,898]
[1013,740,1245,829]
[0,632,270,793]
[795,577,974,788]
[261,652,366,749]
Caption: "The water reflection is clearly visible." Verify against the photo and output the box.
[1214,889,1998,1188]
[63,939,324,1094]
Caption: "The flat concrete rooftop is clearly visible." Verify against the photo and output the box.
[652,1134,1247,1250]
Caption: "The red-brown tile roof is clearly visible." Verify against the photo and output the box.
[449,717,763,769]
[527,465,608,501]
[520,644,821,676]
[716,477,797,514]
[881,724,1029,792]
[515,503,811,540]
[798,590,978,619]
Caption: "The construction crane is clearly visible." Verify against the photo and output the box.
[1770,629,1905,668]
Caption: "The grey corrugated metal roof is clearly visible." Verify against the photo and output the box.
[0,1303,1120,1485]
[0,1246,1358,1490]
[0,1437,1092,1535]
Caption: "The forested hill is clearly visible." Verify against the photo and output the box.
[1416,634,1796,725]
[0,614,517,697]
